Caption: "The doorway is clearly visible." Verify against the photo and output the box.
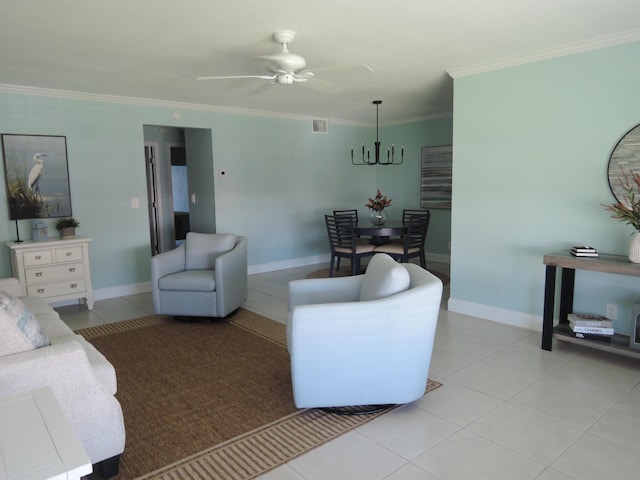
[142,125,216,255]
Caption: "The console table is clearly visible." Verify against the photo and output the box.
[6,237,94,309]
[543,251,640,359]
[0,387,92,480]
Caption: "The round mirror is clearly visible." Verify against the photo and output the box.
[608,123,640,204]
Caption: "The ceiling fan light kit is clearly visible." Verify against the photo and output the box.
[351,101,404,166]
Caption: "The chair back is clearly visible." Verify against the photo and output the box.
[403,214,430,251]
[333,209,359,222]
[325,214,355,252]
[402,209,430,223]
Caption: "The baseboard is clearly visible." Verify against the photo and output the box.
[448,297,541,332]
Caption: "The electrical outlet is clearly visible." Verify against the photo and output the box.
[606,303,618,320]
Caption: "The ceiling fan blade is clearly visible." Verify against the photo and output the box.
[309,64,374,74]
[196,74,277,81]
[293,71,315,82]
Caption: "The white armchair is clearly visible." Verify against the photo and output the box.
[287,253,443,409]
[151,233,248,319]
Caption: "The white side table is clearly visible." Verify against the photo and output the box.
[0,387,92,480]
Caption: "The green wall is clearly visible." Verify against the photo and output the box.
[450,41,640,334]
[0,92,452,294]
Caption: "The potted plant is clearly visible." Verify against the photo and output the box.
[365,189,392,225]
[603,168,640,262]
[55,217,80,239]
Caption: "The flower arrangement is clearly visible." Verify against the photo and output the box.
[603,169,640,232]
[365,189,392,212]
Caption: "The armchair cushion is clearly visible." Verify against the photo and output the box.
[185,232,236,270]
[0,291,50,356]
[158,270,216,292]
[359,253,410,301]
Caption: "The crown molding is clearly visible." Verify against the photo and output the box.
[447,29,640,78]
[0,83,451,127]
[0,83,442,127]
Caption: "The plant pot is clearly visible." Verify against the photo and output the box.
[60,227,76,239]
[630,232,640,263]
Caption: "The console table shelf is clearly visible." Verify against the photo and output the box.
[543,251,640,358]
[552,324,640,359]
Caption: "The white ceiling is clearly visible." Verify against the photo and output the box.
[2,0,640,124]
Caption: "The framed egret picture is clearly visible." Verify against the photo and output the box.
[2,134,72,220]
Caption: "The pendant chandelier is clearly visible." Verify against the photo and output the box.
[351,100,404,166]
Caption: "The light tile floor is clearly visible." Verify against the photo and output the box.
[56,261,640,480]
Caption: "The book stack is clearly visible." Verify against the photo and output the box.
[570,246,598,257]
[568,313,614,339]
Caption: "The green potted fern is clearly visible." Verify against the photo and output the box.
[55,217,80,239]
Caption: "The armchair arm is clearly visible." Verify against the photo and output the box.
[0,277,25,297]
[215,236,248,317]
[288,275,363,311]
[150,243,186,311]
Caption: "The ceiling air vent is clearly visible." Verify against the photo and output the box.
[312,118,328,134]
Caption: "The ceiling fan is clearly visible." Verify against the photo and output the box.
[196,30,372,86]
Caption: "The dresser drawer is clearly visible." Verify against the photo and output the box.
[54,245,83,263]
[25,263,85,284]
[23,250,54,267]
[27,279,87,298]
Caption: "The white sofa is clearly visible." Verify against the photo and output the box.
[287,253,443,409]
[0,277,125,478]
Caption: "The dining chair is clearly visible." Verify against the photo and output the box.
[333,209,359,222]
[402,208,430,223]
[333,209,361,269]
[373,214,430,268]
[325,214,375,276]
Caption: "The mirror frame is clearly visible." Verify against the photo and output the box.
[608,123,640,205]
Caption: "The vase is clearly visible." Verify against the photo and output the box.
[630,232,640,263]
[369,209,388,226]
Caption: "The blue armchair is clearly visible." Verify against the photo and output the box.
[287,253,442,409]
[151,233,248,318]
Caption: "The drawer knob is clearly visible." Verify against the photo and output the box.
[35,272,43,277]
[66,252,72,256]
[70,283,78,289]
[37,288,45,294]
[35,255,42,260]
[68,267,76,272]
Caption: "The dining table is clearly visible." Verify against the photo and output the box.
[353,222,407,246]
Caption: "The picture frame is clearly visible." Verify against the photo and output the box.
[2,134,72,220]
[420,145,452,209]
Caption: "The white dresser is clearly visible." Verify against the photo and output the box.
[6,237,95,310]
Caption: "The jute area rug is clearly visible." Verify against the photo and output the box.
[77,309,441,479]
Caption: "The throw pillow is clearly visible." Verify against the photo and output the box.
[359,253,411,301]
[0,290,50,356]
[185,233,237,270]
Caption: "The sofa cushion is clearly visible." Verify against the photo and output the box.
[19,296,75,338]
[185,233,236,270]
[359,254,410,301]
[0,290,50,356]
